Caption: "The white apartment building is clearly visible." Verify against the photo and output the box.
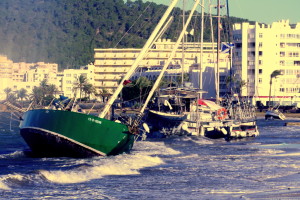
[61,64,95,98]
[94,39,230,99]
[233,20,300,106]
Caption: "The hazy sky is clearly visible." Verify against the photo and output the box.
[140,0,299,24]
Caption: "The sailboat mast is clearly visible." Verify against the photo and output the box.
[181,0,186,86]
[199,0,205,98]
[226,0,233,94]
[99,0,179,118]
[140,0,201,115]
[216,0,221,104]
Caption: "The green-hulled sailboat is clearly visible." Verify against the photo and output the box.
[19,109,135,157]
[19,0,183,157]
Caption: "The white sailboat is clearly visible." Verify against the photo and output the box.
[143,0,204,135]
[179,0,259,139]
[265,70,286,120]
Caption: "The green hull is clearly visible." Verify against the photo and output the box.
[19,109,135,157]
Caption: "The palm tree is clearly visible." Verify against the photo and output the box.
[269,70,282,108]
[40,79,49,97]
[4,87,12,101]
[46,84,58,97]
[225,75,238,94]
[74,74,87,102]
[30,80,58,105]
[136,76,152,107]
[237,80,247,95]
[83,83,96,101]
[100,89,110,102]
[17,88,28,107]
[31,86,43,105]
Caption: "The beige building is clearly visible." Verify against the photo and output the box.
[0,56,14,100]
[0,55,59,101]
[94,39,230,99]
[233,20,300,106]
[0,54,97,101]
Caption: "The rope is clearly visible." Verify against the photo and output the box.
[114,1,155,48]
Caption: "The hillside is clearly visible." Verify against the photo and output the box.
[0,0,250,70]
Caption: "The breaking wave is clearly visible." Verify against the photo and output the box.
[40,140,178,184]
[0,151,25,159]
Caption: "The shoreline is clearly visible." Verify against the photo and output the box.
[1,109,300,118]
[256,111,300,118]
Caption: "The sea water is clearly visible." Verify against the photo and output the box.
[1,112,300,199]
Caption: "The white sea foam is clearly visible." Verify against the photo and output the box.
[134,140,181,155]
[40,141,175,184]
[259,148,285,155]
[0,151,24,159]
[0,174,24,190]
[0,180,11,190]
[192,138,214,145]
[40,154,163,184]
[274,152,300,157]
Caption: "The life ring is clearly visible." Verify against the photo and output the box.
[217,108,227,120]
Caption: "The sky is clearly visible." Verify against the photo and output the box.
[140,0,299,25]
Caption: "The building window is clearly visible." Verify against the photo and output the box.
[259,42,263,47]
[249,42,255,48]
[259,60,263,65]
[259,69,263,74]
[247,69,255,75]
[248,51,255,56]
[236,43,242,48]
[295,61,300,66]
[259,33,263,38]
[259,78,262,83]
[259,51,263,56]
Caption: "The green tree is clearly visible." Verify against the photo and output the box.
[31,86,44,105]
[99,89,110,102]
[30,79,58,105]
[225,75,236,93]
[83,83,96,100]
[4,87,12,101]
[17,88,28,107]
[136,76,152,107]
[74,74,87,102]
[0,0,250,69]
[122,76,153,107]
[176,73,190,86]
[237,80,247,94]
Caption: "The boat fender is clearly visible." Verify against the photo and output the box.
[221,128,227,135]
[143,123,150,133]
[217,108,227,120]
[182,123,189,131]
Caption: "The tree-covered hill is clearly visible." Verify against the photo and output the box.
[0,0,250,70]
